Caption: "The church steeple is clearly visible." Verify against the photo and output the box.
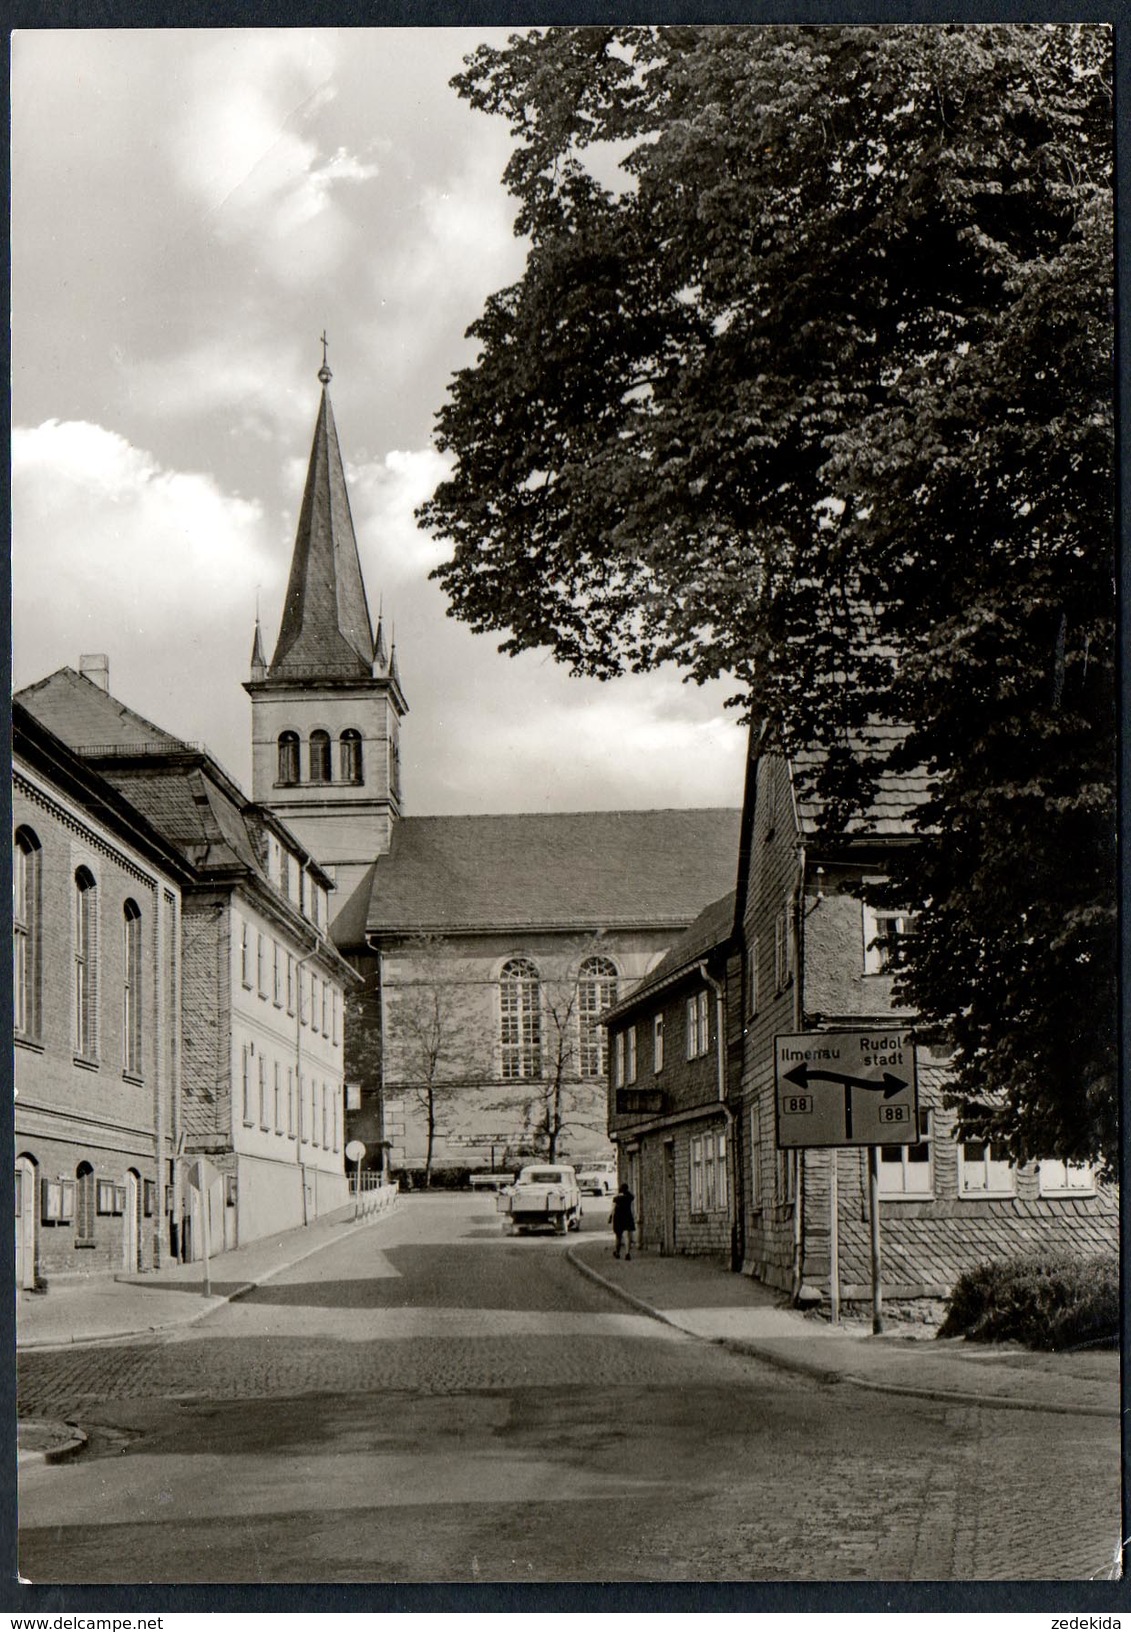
[270,353,375,678]
[245,348,408,890]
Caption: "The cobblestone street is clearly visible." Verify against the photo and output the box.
[18,1195,1121,1584]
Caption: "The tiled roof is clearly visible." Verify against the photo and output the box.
[95,763,256,874]
[366,809,742,936]
[16,667,332,888]
[270,384,375,678]
[605,890,736,1021]
[15,667,189,752]
[790,724,934,837]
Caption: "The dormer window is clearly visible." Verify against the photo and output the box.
[340,729,363,784]
[277,731,300,785]
[309,730,331,784]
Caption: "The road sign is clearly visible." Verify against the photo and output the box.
[774,1030,918,1148]
[187,1157,220,1192]
[345,1140,366,1163]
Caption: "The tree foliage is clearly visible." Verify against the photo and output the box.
[421,25,1116,1170]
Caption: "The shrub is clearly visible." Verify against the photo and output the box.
[938,1254,1119,1350]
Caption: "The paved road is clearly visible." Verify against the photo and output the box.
[18,1194,1121,1584]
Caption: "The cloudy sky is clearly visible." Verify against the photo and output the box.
[11,28,747,815]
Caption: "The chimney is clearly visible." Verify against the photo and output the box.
[79,653,110,692]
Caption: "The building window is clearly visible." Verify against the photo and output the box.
[1037,1159,1097,1197]
[747,936,759,1017]
[286,952,295,1016]
[273,941,283,1007]
[240,919,252,988]
[686,990,710,1059]
[286,853,301,905]
[73,867,98,1060]
[122,900,143,1076]
[256,933,267,998]
[578,957,617,1078]
[774,909,793,992]
[653,1013,664,1074]
[778,1147,796,1206]
[863,902,920,975]
[878,1109,933,1196]
[309,730,331,784]
[625,1025,636,1083]
[690,1130,728,1214]
[613,1026,637,1087]
[288,1067,295,1138]
[76,1162,96,1245]
[499,958,542,1079]
[322,979,330,1037]
[277,731,300,785]
[13,827,41,1039]
[332,989,340,1046]
[322,1083,329,1150]
[958,1140,1016,1197]
[259,1055,269,1130]
[750,1104,762,1209]
[266,833,283,886]
[242,1045,253,1125]
[340,729,363,784]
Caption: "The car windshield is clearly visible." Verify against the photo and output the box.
[526,1170,562,1184]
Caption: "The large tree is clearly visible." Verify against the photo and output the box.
[420,24,1116,1172]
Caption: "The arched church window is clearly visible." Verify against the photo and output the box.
[277,732,300,786]
[578,956,618,1078]
[76,1162,95,1244]
[339,729,363,785]
[499,958,542,1081]
[122,900,143,1077]
[13,826,41,1039]
[309,730,331,784]
[74,867,98,1061]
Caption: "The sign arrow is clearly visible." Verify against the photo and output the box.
[784,1062,908,1141]
[784,1063,907,1098]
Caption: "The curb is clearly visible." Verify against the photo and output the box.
[566,1247,1118,1419]
[18,1424,88,1467]
[17,1201,399,1355]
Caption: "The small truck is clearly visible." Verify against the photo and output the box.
[497,1164,583,1236]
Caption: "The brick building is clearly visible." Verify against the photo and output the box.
[605,892,740,1261]
[244,361,742,1178]
[17,666,357,1254]
[733,735,1118,1303]
[14,702,190,1285]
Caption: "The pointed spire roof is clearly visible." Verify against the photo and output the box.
[270,359,375,678]
[250,617,267,678]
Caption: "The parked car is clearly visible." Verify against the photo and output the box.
[497,1164,583,1235]
[576,1162,617,1196]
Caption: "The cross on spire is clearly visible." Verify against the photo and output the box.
[318,330,332,385]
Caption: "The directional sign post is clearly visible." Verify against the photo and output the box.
[187,1157,220,1298]
[775,1031,918,1334]
[774,1030,918,1149]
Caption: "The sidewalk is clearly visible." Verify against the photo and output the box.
[16,1191,398,1353]
[568,1238,1120,1419]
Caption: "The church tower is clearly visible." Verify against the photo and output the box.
[245,352,407,901]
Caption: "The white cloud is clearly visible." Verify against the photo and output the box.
[126,337,312,438]
[12,419,278,781]
[348,446,452,586]
[169,32,378,286]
